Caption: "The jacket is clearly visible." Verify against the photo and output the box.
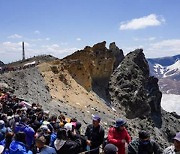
[9,140,32,154]
[14,123,35,147]
[85,124,104,148]
[37,146,56,154]
[108,127,131,154]
[54,139,79,154]
[128,138,162,154]
[163,145,180,154]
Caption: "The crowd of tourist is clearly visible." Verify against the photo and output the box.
[0,90,179,154]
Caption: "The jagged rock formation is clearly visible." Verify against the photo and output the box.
[109,49,180,148]
[109,49,153,118]
[0,61,4,67]
[62,41,124,102]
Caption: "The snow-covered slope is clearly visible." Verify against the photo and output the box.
[148,59,180,79]
[161,94,180,115]
[148,55,180,95]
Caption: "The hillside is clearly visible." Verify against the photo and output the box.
[0,42,179,149]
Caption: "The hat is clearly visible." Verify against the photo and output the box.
[92,115,101,121]
[104,144,118,154]
[114,119,126,127]
[0,120,4,126]
[0,145,4,153]
[64,123,73,131]
[173,132,180,142]
[71,122,77,128]
[139,130,150,139]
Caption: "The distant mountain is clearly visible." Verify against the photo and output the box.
[148,54,180,95]
[0,61,4,67]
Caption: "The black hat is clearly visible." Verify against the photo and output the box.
[114,119,126,127]
[139,130,150,139]
[104,144,118,154]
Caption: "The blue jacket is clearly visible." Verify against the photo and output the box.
[9,141,32,154]
[50,133,57,147]
[14,123,35,147]
[0,139,9,154]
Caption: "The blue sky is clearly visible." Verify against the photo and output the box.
[0,0,180,63]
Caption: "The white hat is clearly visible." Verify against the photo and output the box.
[64,123,73,131]
[0,145,4,153]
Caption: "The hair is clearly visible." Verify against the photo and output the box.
[57,128,67,140]
[5,132,14,149]
[15,132,26,144]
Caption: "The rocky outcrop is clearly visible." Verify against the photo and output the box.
[0,61,4,67]
[109,49,153,118]
[62,41,124,102]
[109,49,180,148]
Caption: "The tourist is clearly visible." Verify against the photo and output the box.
[128,130,162,154]
[85,115,105,154]
[163,132,180,154]
[107,118,131,154]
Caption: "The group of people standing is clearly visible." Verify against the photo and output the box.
[0,91,180,154]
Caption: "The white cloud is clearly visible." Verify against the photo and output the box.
[151,39,180,49]
[143,39,180,58]
[76,38,82,41]
[8,34,23,39]
[0,41,77,63]
[34,30,40,34]
[120,14,165,30]
[133,37,156,41]
[45,37,50,41]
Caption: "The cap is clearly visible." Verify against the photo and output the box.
[114,119,126,127]
[0,120,5,125]
[104,144,118,154]
[92,115,101,121]
[64,123,73,131]
[173,132,180,142]
[139,130,150,139]
[0,145,4,153]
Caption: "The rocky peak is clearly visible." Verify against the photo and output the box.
[61,41,124,102]
[0,61,4,67]
[109,49,161,121]
[109,42,124,68]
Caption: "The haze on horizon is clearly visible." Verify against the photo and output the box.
[0,0,180,63]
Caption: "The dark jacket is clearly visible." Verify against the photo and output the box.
[54,139,80,154]
[128,138,162,154]
[85,124,104,148]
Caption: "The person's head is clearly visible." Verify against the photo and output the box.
[173,132,180,151]
[35,135,46,148]
[114,119,126,131]
[5,132,14,147]
[92,115,101,127]
[0,120,5,129]
[15,132,26,144]
[20,116,28,124]
[104,144,118,154]
[56,128,67,140]
[139,130,150,145]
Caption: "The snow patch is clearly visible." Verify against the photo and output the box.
[161,94,180,115]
